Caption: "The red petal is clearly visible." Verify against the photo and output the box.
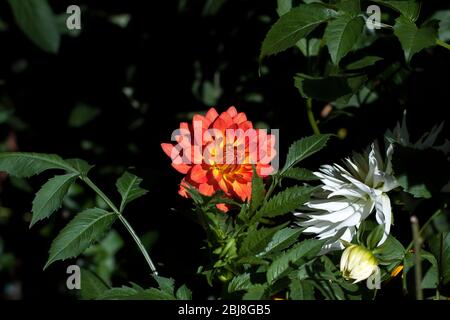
[233,112,247,124]
[216,203,229,212]
[190,164,208,183]
[226,106,238,117]
[199,183,215,196]
[206,108,219,122]
[172,162,191,174]
[193,114,211,130]
[161,143,174,158]
[238,120,253,131]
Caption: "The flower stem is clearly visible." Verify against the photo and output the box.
[436,39,450,51]
[306,98,321,134]
[410,216,423,300]
[406,208,442,252]
[82,176,158,276]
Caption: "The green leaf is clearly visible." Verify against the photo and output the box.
[31,173,78,227]
[98,286,140,300]
[259,227,303,256]
[366,224,385,250]
[258,186,314,218]
[97,285,175,300]
[0,152,75,177]
[250,166,265,212]
[242,285,267,300]
[345,56,383,70]
[66,158,94,176]
[267,239,325,283]
[80,269,110,300]
[228,273,253,293]
[336,0,361,15]
[429,232,450,284]
[282,134,331,172]
[175,285,192,300]
[239,226,283,257]
[153,275,175,295]
[295,74,353,101]
[373,235,405,264]
[324,13,365,65]
[8,0,60,53]
[45,208,117,269]
[373,0,420,22]
[260,3,336,59]
[282,168,319,181]
[296,38,322,57]
[116,172,148,212]
[394,16,438,63]
[430,10,450,42]
[289,279,315,300]
[277,0,293,17]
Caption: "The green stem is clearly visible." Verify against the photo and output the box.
[410,216,423,300]
[118,214,158,275]
[436,39,450,51]
[436,233,444,300]
[82,177,158,276]
[264,176,279,203]
[306,98,320,135]
[406,209,441,252]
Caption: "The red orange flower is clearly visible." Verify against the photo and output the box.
[161,106,277,211]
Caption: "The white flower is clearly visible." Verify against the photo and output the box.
[340,244,379,283]
[294,142,398,252]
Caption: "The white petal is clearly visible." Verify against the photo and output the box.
[375,193,392,245]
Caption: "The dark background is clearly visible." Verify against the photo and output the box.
[0,0,449,300]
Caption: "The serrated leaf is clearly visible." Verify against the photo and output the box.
[0,152,75,177]
[153,275,175,295]
[260,228,303,257]
[324,13,365,65]
[66,158,94,176]
[373,0,420,22]
[116,172,148,212]
[261,3,336,58]
[266,239,325,283]
[139,288,175,300]
[429,232,450,284]
[430,10,450,42]
[277,0,293,17]
[282,168,318,181]
[80,269,110,300]
[98,287,140,300]
[394,16,437,63]
[176,285,192,300]
[45,208,117,269]
[228,273,253,293]
[345,56,383,70]
[250,166,265,212]
[8,0,60,53]
[336,0,361,15]
[31,173,78,227]
[98,285,175,300]
[373,235,405,264]
[289,279,315,300]
[366,224,386,250]
[258,186,315,218]
[282,134,331,173]
[243,285,267,300]
[239,226,283,257]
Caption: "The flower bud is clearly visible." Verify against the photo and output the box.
[340,245,379,283]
